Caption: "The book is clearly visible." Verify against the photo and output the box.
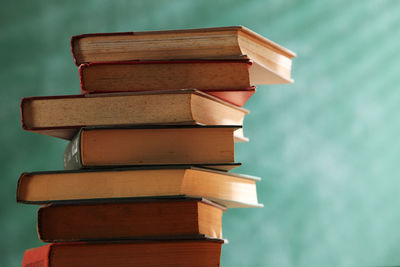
[38,198,225,242]
[71,26,296,84]
[20,89,249,141]
[17,166,262,208]
[22,238,224,267]
[63,126,238,170]
[79,60,262,93]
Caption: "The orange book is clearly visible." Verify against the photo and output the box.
[63,126,240,171]
[22,238,224,267]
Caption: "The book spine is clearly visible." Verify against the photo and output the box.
[79,64,89,94]
[70,35,79,66]
[63,131,83,170]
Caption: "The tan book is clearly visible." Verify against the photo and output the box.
[17,166,263,208]
[71,26,296,84]
[64,126,239,171]
[38,198,225,242]
[20,89,249,141]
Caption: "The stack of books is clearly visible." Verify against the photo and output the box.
[18,26,295,266]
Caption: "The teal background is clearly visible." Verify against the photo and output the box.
[1,0,400,266]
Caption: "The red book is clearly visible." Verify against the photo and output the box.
[22,239,224,267]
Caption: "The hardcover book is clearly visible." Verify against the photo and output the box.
[20,89,249,141]
[22,238,224,267]
[71,26,296,84]
[38,198,225,242]
[79,60,260,93]
[63,125,239,170]
[17,166,263,208]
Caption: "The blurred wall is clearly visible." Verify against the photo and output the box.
[1,0,400,266]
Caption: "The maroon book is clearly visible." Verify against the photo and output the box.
[37,198,225,242]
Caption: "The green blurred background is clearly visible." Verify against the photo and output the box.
[1,0,400,266]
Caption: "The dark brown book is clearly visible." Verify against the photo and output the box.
[79,59,256,107]
[20,89,249,141]
[17,166,263,208]
[79,60,259,93]
[38,198,225,242]
[71,26,296,84]
[22,238,224,267]
[63,126,239,171]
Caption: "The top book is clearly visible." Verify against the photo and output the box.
[71,26,296,84]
